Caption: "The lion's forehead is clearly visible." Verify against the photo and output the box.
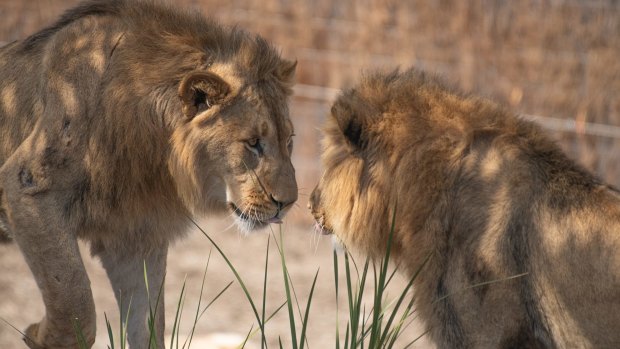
[239,90,294,140]
[253,115,294,143]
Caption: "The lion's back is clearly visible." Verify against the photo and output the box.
[0,42,42,165]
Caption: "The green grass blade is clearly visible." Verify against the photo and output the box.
[169,277,186,349]
[261,235,270,349]
[275,228,298,349]
[197,281,234,319]
[270,226,312,349]
[368,206,397,347]
[353,257,371,347]
[188,216,267,348]
[344,253,355,348]
[0,317,27,337]
[240,324,254,349]
[71,317,89,349]
[104,313,115,349]
[267,301,288,322]
[272,230,308,345]
[432,272,529,304]
[402,328,431,349]
[383,262,401,289]
[299,269,319,349]
[243,300,288,344]
[186,251,214,349]
[385,297,417,349]
[333,251,341,349]
[120,294,132,349]
[379,255,430,345]
[145,263,165,349]
[361,306,367,349]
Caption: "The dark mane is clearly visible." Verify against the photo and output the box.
[22,0,123,51]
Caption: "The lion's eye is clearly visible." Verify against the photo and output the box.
[245,138,263,156]
[287,134,294,151]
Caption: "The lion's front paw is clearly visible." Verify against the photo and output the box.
[22,318,95,349]
[23,322,45,349]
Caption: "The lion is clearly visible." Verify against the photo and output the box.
[0,1,297,348]
[309,69,620,349]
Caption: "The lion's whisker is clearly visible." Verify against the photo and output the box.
[241,159,270,198]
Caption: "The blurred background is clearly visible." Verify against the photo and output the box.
[0,0,618,348]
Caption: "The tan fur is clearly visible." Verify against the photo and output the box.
[0,1,297,348]
[310,69,620,349]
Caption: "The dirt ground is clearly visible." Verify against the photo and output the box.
[0,218,434,349]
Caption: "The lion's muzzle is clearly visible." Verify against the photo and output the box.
[308,186,333,235]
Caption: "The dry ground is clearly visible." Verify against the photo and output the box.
[0,219,434,349]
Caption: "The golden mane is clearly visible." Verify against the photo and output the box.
[311,68,620,348]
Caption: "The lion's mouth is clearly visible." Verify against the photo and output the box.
[228,202,282,230]
[313,214,333,235]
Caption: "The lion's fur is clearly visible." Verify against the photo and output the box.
[0,1,297,348]
[310,69,620,348]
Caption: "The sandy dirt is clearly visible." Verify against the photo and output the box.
[0,219,433,349]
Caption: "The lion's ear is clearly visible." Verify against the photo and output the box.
[178,71,230,119]
[276,59,297,85]
[331,98,366,148]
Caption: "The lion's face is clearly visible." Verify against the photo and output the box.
[170,61,298,232]
[309,86,402,254]
[309,70,477,256]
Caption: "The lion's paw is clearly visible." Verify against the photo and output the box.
[23,320,94,349]
[23,322,45,349]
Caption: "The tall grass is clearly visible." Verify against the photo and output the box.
[67,214,424,349]
[332,209,428,349]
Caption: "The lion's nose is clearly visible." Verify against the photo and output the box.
[308,187,320,212]
[270,194,294,212]
[270,194,283,211]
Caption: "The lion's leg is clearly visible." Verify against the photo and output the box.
[98,244,167,349]
[2,190,96,349]
[0,191,12,243]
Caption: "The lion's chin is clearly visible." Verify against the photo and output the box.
[311,213,333,236]
[228,202,282,234]
[313,221,333,235]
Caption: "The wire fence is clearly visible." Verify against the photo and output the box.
[293,84,620,140]
[3,39,620,140]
